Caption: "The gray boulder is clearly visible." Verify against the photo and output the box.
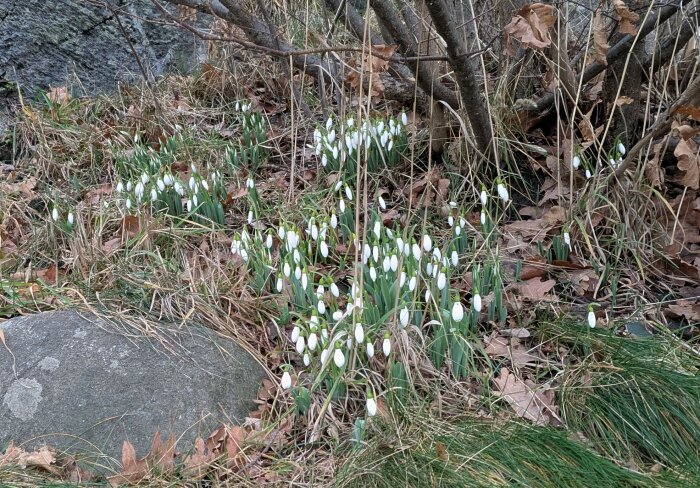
[0,310,266,472]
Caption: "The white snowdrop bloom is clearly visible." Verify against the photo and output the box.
[150,188,158,202]
[265,234,273,249]
[283,262,291,278]
[332,145,339,160]
[347,117,354,128]
[586,168,592,179]
[346,337,353,350]
[318,300,326,315]
[127,197,133,210]
[326,117,333,131]
[355,323,365,343]
[126,181,133,192]
[437,272,447,290]
[141,173,149,185]
[373,221,381,240]
[201,179,209,191]
[293,249,301,264]
[425,289,432,303]
[188,176,196,191]
[366,341,375,358]
[240,248,249,261]
[378,195,386,210]
[480,189,488,206]
[366,396,377,417]
[432,265,439,278]
[247,210,253,224]
[380,131,389,147]
[452,301,464,322]
[588,306,596,328]
[157,179,165,192]
[331,282,340,298]
[295,335,306,354]
[67,212,74,225]
[281,371,292,390]
[404,242,411,256]
[334,347,346,368]
[422,234,432,252]
[320,240,329,258]
[390,254,399,272]
[345,134,353,152]
[301,272,308,290]
[321,348,330,365]
[572,155,581,169]
[382,336,391,356]
[481,211,486,226]
[332,310,343,322]
[339,198,346,213]
[291,325,301,343]
[328,129,336,144]
[278,225,286,240]
[401,111,408,125]
[314,128,321,144]
[369,266,377,282]
[448,215,454,227]
[399,271,407,288]
[426,263,433,277]
[276,277,283,293]
[235,102,240,111]
[134,181,144,201]
[321,153,328,167]
[409,275,417,291]
[564,232,571,250]
[455,225,462,236]
[497,182,509,203]
[372,245,379,263]
[294,267,302,281]
[397,237,404,250]
[311,224,319,241]
[308,332,318,351]
[174,182,184,196]
[163,174,174,186]
[330,212,338,229]
[303,353,311,367]
[460,216,466,228]
[433,248,442,262]
[191,194,199,207]
[473,292,482,312]
[609,158,616,167]
[412,243,422,261]
[618,142,626,156]
[345,185,353,201]
[382,256,391,273]
[316,285,324,299]
[399,307,409,328]
[310,314,320,327]
[116,181,124,193]
[387,140,394,152]
[51,207,59,221]
[451,250,459,267]
[377,121,385,134]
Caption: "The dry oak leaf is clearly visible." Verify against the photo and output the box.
[504,3,556,55]
[612,0,640,35]
[346,44,397,98]
[485,333,540,368]
[493,367,557,425]
[512,277,556,300]
[666,299,700,322]
[107,440,149,487]
[673,137,700,189]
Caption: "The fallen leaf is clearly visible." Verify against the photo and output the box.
[612,0,640,35]
[485,333,540,368]
[493,367,557,424]
[666,299,700,322]
[46,86,71,105]
[107,440,149,486]
[512,278,556,299]
[673,137,700,189]
[503,3,556,55]
[591,9,609,66]
[346,44,397,98]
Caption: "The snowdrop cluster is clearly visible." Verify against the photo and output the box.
[227,101,269,172]
[312,114,408,176]
[571,140,626,179]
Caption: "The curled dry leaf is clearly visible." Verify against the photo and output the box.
[612,0,640,35]
[503,3,556,56]
[673,137,700,189]
[493,367,558,425]
[511,277,556,300]
[645,140,665,188]
[591,9,609,66]
[485,333,540,368]
[346,44,397,98]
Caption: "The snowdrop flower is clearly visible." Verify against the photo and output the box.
[174,182,184,196]
[339,198,346,213]
[295,335,306,354]
[587,305,596,328]
[399,307,409,328]
[321,348,330,365]
[301,272,308,290]
[310,314,320,328]
[382,334,391,356]
[355,322,365,343]
[373,221,381,239]
[366,393,377,417]
[332,310,343,322]
[326,117,333,131]
[618,142,626,156]
[328,129,336,144]
[276,276,283,293]
[334,347,345,368]
[188,176,196,191]
[157,178,165,192]
[408,275,417,291]
[321,153,328,167]
[283,262,291,278]
[126,181,133,192]
[399,271,407,288]
[455,225,462,236]
[281,370,292,390]
[308,332,318,351]
[480,187,488,206]
[448,215,454,227]
[246,177,254,189]
[572,155,581,169]
[412,242,422,261]
[497,181,509,203]
[247,210,253,224]
[378,195,386,210]
[481,211,486,226]
[422,235,433,253]
[452,300,464,322]
[116,181,124,193]
[369,266,377,282]
[330,282,340,298]
[347,337,353,350]
[311,223,319,241]
[303,353,311,367]
[437,272,447,290]
[67,212,74,225]
[318,300,326,315]
[134,181,145,201]
[426,263,433,277]
[387,140,394,152]
[291,325,301,343]
[451,250,459,267]
[390,254,399,272]
[51,207,59,221]
[150,188,158,202]
[366,340,375,358]
[401,111,408,125]
[163,174,174,186]
[425,289,432,303]
[585,168,592,179]
[240,249,249,262]
[382,257,391,273]
[320,240,329,258]
[372,245,379,263]
[564,231,571,251]
[330,212,338,229]
[201,179,209,191]
[345,185,353,201]
[473,290,482,312]
[141,173,149,185]
[126,198,133,210]
[265,233,273,249]
[294,267,302,281]
[332,145,339,160]
[609,158,616,167]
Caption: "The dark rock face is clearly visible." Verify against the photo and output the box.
[0,311,266,472]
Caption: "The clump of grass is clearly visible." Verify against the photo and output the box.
[540,321,700,478]
[336,412,658,487]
